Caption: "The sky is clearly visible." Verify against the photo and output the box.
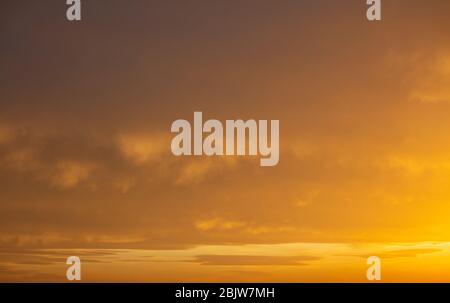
[1,0,450,282]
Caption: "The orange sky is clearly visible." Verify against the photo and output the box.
[1,0,450,282]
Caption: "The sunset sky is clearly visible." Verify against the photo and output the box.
[1,0,450,282]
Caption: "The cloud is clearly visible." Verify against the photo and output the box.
[410,54,450,104]
[340,243,445,260]
[175,159,214,186]
[175,157,237,186]
[0,233,69,247]
[0,125,12,144]
[191,255,320,266]
[376,248,442,259]
[195,218,246,231]
[46,160,95,189]
[117,133,168,165]
[0,128,98,189]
